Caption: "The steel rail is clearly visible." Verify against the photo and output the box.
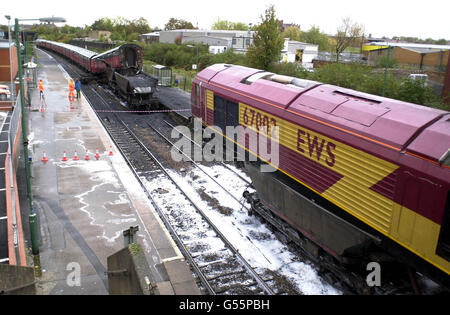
[86,85,273,295]
[163,119,252,186]
[146,121,251,212]
[83,86,216,295]
[122,120,274,295]
[52,54,274,295]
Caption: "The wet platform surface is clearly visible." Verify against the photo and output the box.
[29,48,201,295]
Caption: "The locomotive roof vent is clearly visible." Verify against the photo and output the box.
[242,71,273,84]
[242,72,320,90]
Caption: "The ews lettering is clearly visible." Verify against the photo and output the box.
[297,129,336,167]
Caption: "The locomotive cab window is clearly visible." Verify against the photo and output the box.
[439,149,450,167]
[191,83,200,106]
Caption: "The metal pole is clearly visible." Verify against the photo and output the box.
[382,45,391,97]
[15,18,39,255]
[196,46,199,71]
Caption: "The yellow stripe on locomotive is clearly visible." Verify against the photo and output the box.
[234,100,450,276]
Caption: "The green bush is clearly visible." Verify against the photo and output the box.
[359,72,401,99]
[268,62,310,79]
[309,63,372,90]
[375,55,398,68]
[396,78,443,108]
[142,43,209,70]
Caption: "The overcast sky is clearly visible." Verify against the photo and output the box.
[3,0,449,40]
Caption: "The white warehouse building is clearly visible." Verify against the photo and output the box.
[159,29,254,53]
[281,39,318,70]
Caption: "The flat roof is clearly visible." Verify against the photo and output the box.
[37,39,96,58]
[0,41,15,49]
[364,42,450,50]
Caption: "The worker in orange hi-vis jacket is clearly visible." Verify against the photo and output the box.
[38,79,44,100]
[68,78,75,103]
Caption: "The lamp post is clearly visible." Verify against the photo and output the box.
[382,45,391,97]
[187,44,199,71]
[4,15,14,106]
[14,16,65,256]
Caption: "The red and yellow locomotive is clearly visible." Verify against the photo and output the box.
[191,63,450,290]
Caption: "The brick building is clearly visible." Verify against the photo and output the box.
[0,40,18,82]
[363,42,450,71]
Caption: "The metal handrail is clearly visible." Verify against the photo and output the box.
[7,92,22,265]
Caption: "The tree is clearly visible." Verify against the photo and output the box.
[334,17,364,62]
[300,25,331,51]
[282,26,301,41]
[212,19,249,31]
[90,17,151,42]
[91,17,114,32]
[164,18,196,30]
[246,5,284,70]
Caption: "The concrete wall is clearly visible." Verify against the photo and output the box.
[182,36,230,47]
[0,264,36,294]
[107,244,159,295]
[89,31,112,41]
[159,30,254,51]
[0,45,18,81]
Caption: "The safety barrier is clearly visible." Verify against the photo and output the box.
[5,92,27,266]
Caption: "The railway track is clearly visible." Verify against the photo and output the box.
[43,49,346,295]
[82,88,278,295]
[37,46,450,295]
[139,111,438,295]
[49,47,419,295]
[44,51,279,294]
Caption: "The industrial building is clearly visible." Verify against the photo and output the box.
[157,29,254,53]
[281,39,318,70]
[363,42,450,71]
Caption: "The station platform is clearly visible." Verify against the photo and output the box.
[26,48,201,294]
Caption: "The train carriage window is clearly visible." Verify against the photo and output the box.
[437,191,450,261]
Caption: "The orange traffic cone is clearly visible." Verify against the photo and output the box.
[109,146,113,156]
[73,150,79,161]
[84,149,90,161]
[95,147,100,160]
[42,151,48,163]
[62,150,68,162]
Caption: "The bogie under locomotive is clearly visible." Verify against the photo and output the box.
[191,63,450,291]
